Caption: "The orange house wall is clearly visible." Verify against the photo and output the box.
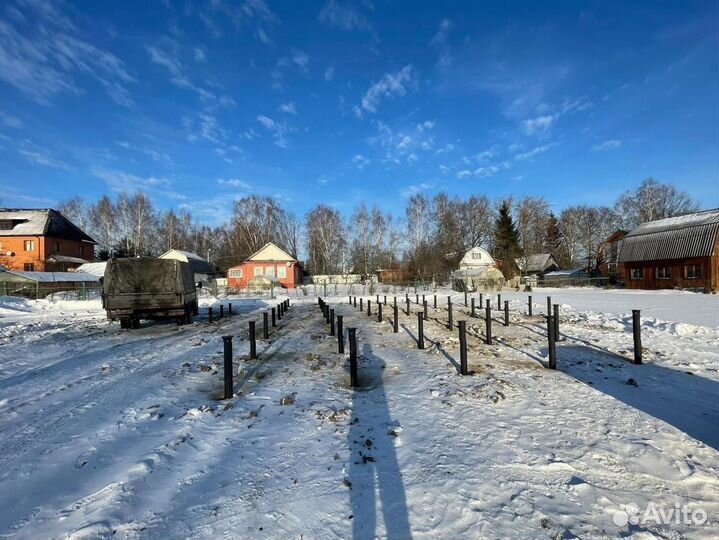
[0,236,90,271]
[227,260,301,289]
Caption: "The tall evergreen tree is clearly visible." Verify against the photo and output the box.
[493,200,521,278]
[543,212,566,266]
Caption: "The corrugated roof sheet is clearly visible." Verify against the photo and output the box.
[619,209,719,262]
[0,271,100,283]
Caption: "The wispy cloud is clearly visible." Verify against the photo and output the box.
[0,1,135,106]
[217,178,252,189]
[430,19,452,70]
[351,154,371,169]
[115,140,173,167]
[257,114,292,147]
[318,0,372,31]
[355,65,414,116]
[591,139,622,151]
[324,66,335,81]
[0,110,22,128]
[18,143,72,171]
[278,102,297,115]
[522,114,558,136]
[272,50,310,89]
[91,168,171,191]
[193,46,206,62]
[400,181,434,198]
[515,144,555,161]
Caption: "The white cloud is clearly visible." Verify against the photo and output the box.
[515,144,554,161]
[217,178,252,189]
[114,140,173,166]
[18,148,71,171]
[591,139,622,151]
[430,19,452,69]
[278,102,297,115]
[0,110,22,128]
[92,168,171,191]
[194,46,206,62]
[0,2,135,106]
[457,170,473,179]
[256,114,291,147]
[324,66,335,81]
[292,50,309,71]
[396,135,413,150]
[146,44,183,77]
[351,154,371,169]
[473,165,499,177]
[318,0,372,31]
[522,114,558,136]
[400,182,434,198]
[416,120,435,133]
[406,153,418,164]
[358,65,414,115]
[476,148,497,161]
[435,143,455,154]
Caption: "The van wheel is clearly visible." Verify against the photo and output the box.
[131,318,140,329]
[120,319,131,329]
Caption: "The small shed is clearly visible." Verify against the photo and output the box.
[159,250,218,286]
[516,254,560,277]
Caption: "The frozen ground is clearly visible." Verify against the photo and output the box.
[0,288,717,539]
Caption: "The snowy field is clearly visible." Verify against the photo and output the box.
[0,288,717,539]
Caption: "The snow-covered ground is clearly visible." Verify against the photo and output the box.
[0,288,717,539]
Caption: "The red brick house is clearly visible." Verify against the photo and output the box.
[227,242,302,289]
[0,209,96,272]
[619,209,719,292]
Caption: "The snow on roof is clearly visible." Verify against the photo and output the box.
[74,262,107,277]
[46,255,88,264]
[0,208,96,243]
[517,253,557,273]
[0,271,100,283]
[620,208,719,262]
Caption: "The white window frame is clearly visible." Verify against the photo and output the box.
[607,262,617,274]
[277,266,287,279]
[656,267,671,280]
[229,269,243,279]
[24,240,34,251]
[630,268,643,280]
[265,266,275,277]
[254,266,263,277]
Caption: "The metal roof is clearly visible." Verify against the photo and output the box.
[619,209,719,263]
[516,253,558,273]
[0,208,96,243]
[0,271,100,283]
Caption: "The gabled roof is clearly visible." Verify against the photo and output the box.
[244,242,297,263]
[159,250,216,275]
[619,209,719,263]
[517,253,558,273]
[0,208,96,243]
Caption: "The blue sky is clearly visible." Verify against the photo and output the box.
[0,0,716,225]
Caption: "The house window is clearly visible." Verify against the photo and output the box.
[472,252,481,260]
[24,240,35,251]
[685,265,703,279]
[254,266,263,277]
[80,245,85,256]
[630,268,644,280]
[24,263,34,271]
[265,266,275,277]
[656,267,672,280]
[53,241,60,253]
[229,269,243,278]
[607,263,617,274]
[277,266,287,279]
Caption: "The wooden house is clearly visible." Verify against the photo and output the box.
[619,209,719,292]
